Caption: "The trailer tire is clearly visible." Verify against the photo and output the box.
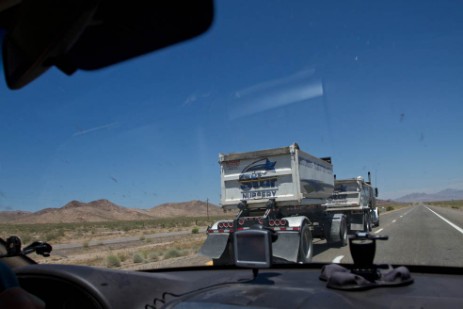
[368,212,372,231]
[373,210,380,227]
[364,212,372,232]
[327,214,348,247]
[340,216,348,246]
[298,223,313,263]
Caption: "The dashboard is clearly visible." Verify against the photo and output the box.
[14,263,463,309]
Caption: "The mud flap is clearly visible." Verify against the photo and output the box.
[272,232,300,263]
[199,234,230,259]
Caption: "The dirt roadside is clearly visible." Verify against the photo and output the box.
[33,230,212,270]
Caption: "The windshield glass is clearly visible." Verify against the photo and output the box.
[1,0,463,269]
[335,183,360,193]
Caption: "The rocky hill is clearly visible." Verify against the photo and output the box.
[147,200,224,218]
[2,199,223,224]
[395,189,463,203]
[0,210,32,223]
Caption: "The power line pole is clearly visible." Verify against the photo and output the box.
[206,198,209,220]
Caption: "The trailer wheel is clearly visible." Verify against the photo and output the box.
[368,212,372,231]
[298,224,313,263]
[364,212,372,232]
[327,214,347,247]
[372,210,380,227]
[340,216,348,246]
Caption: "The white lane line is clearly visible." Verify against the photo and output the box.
[392,219,397,223]
[425,207,463,235]
[332,255,344,263]
[374,228,384,234]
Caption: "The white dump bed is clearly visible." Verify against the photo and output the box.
[219,144,334,210]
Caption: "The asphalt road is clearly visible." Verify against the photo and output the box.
[312,205,463,267]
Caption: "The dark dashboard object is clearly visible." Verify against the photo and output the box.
[14,263,463,309]
[0,0,214,90]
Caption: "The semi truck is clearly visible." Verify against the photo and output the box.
[324,174,379,231]
[199,144,380,265]
[200,143,350,265]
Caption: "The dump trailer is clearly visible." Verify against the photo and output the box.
[323,173,379,232]
[199,143,345,265]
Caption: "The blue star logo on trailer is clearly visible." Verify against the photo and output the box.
[239,158,277,191]
[240,158,276,174]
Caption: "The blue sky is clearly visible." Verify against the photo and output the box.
[1,0,463,211]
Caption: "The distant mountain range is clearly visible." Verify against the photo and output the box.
[0,199,224,224]
[395,189,463,203]
[4,189,461,224]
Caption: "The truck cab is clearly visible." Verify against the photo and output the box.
[324,175,379,231]
[330,177,376,209]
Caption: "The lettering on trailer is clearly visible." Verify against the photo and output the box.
[239,158,278,199]
[242,190,277,199]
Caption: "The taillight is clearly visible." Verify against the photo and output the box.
[269,219,288,227]
[238,218,245,225]
[218,221,233,229]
